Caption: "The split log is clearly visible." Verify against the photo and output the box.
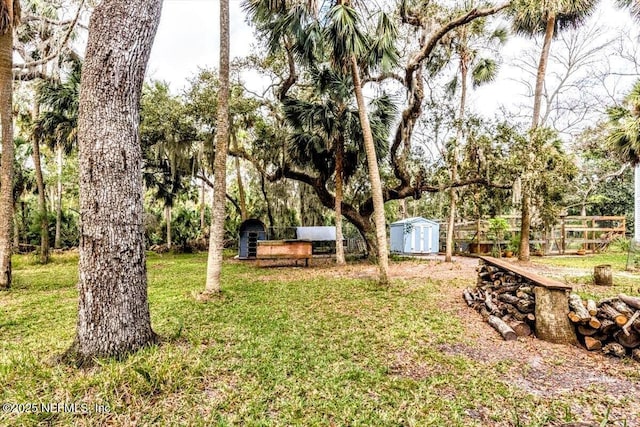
[615,329,640,348]
[584,336,603,351]
[568,311,581,324]
[588,317,601,330]
[586,299,598,316]
[504,305,534,323]
[494,284,521,295]
[517,299,535,314]
[598,319,616,335]
[485,293,500,315]
[621,310,640,336]
[593,264,612,286]
[599,304,628,327]
[602,342,626,358]
[508,320,532,337]
[618,294,640,310]
[463,289,475,307]
[518,286,533,295]
[568,294,590,323]
[577,325,598,336]
[488,315,517,341]
[632,348,640,362]
[497,293,520,305]
[611,300,634,316]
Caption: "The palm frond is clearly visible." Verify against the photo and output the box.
[471,57,498,88]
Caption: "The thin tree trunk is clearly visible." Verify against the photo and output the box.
[335,135,345,265]
[0,7,15,289]
[446,53,468,263]
[204,0,230,295]
[232,132,248,221]
[350,55,389,284]
[55,146,63,248]
[200,176,206,231]
[68,0,161,363]
[532,14,555,129]
[32,100,49,263]
[399,199,407,219]
[520,13,555,262]
[165,205,172,249]
[260,174,274,231]
[13,206,19,248]
[519,192,531,261]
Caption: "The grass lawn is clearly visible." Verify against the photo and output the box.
[529,252,639,300]
[0,252,636,425]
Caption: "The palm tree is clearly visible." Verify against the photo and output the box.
[607,80,640,243]
[0,0,20,289]
[35,58,81,250]
[325,0,398,284]
[508,0,598,261]
[204,0,230,296]
[444,13,506,263]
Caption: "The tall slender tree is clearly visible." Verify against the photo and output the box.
[444,15,506,262]
[607,80,640,243]
[204,0,230,295]
[67,0,162,363]
[325,1,398,284]
[508,0,598,261]
[0,0,20,289]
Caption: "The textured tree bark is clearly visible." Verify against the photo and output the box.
[0,5,15,289]
[534,287,578,346]
[32,100,49,264]
[350,55,389,284]
[69,0,161,363]
[204,0,230,295]
[335,135,345,265]
[518,192,531,261]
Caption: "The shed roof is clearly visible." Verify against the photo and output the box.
[390,217,438,226]
[296,226,336,241]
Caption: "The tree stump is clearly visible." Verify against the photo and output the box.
[593,264,612,286]
[534,287,579,345]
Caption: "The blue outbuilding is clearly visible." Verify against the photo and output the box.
[238,219,267,259]
[390,217,440,255]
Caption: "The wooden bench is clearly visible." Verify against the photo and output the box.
[256,240,312,267]
[479,256,578,345]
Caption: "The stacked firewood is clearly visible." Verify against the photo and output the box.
[463,264,536,341]
[569,293,640,361]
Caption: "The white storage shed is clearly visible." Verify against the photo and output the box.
[390,217,440,255]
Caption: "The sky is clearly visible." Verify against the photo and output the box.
[147,0,640,123]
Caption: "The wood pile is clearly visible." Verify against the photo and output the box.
[463,264,536,341]
[569,293,640,360]
[465,262,640,362]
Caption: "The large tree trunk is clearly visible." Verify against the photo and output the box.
[32,101,49,264]
[204,0,230,295]
[69,0,161,363]
[54,146,63,248]
[335,135,345,265]
[350,55,389,284]
[0,6,15,290]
